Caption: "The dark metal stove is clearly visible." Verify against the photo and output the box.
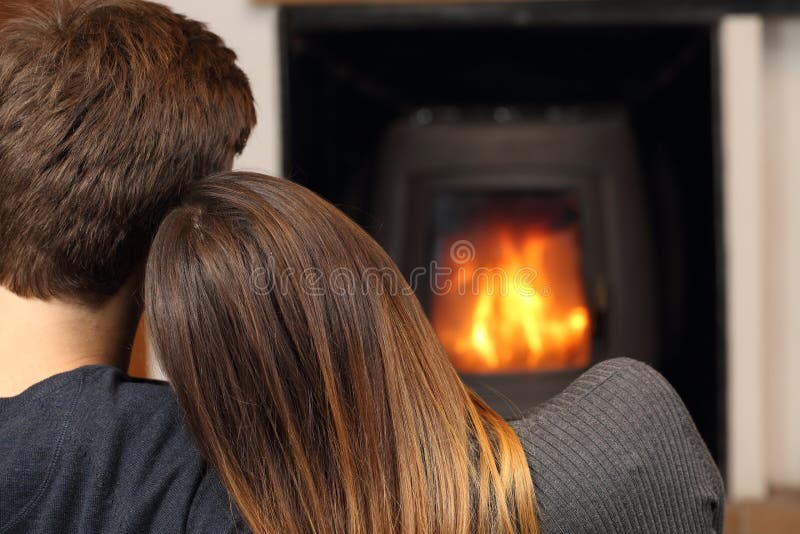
[376,109,657,416]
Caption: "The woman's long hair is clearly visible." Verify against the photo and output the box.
[144,172,537,533]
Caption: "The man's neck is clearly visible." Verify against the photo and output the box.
[0,284,140,397]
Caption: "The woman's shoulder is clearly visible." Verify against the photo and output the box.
[509,358,725,534]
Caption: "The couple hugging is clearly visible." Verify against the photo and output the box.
[0,2,723,533]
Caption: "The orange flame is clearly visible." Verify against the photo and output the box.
[431,224,591,374]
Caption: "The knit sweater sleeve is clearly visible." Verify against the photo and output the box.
[509,357,724,534]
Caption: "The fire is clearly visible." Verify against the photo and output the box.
[431,224,591,374]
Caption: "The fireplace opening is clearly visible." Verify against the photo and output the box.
[430,190,591,375]
[280,6,724,464]
[375,109,657,411]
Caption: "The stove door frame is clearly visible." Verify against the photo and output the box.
[376,113,657,415]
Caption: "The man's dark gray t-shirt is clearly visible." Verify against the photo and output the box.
[0,365,246,533]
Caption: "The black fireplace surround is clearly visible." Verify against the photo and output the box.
[277,0,800,474]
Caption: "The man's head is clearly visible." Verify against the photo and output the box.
[0,0,255,305]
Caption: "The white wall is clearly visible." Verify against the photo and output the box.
[764,17,800,491]
[720,15,768,500]
[722,15,800,497]
[159,0,282,175]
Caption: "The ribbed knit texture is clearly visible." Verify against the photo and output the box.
[510,358,724,534]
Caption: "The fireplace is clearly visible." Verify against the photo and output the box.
[280,4,724,463]
[375,109,657,412]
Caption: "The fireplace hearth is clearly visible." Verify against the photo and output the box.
[280,4,724,463]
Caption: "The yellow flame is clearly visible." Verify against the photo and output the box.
[432,225,591,374]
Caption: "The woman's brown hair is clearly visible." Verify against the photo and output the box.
[144,172,537,533]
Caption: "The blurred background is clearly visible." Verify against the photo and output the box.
[126,1,800,531]
[5,1,799,532]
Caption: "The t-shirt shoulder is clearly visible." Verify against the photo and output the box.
[0,365,247,533]
[71,366,247,532]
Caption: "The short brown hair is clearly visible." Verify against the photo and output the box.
[0,0,256,304]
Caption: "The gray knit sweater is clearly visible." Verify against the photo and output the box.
[510,358,724,534]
